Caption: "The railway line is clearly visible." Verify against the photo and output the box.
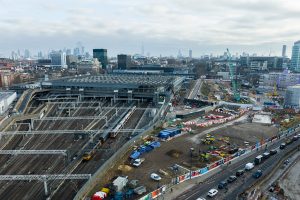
[0,97,151,199]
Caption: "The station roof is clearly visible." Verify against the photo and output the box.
[43,74,178,89]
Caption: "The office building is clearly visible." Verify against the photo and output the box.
[0,92,17,115]
[50,51,67,68]
[282,45,287,57]
[285,85,300,108]
[259,69,300,89]
[77,58,101,74]
[189,49,192,58]
[117,54,131,70]
[240,56,285,71]
[93,49,108,69]
[291,41,300,72]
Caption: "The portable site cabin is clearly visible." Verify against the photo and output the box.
[113,176,128,192]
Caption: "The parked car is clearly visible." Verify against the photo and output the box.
[132,158,145,167]
[227,175,237,183]
[218,181,227,189]
[252,170,263,178]
[207,189,218,197]
[236,169,245,177]
[150,173,161,181]
[270,149,277,155]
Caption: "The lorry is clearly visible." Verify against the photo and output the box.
[245,162,254,171]
[132,158,145,167]
[254,155,263,165]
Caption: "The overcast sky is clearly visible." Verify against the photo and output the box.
[0,0,299,57]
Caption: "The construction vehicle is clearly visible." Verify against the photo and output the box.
[201,134,216,145]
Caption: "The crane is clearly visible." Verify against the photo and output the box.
[226,49,240,101]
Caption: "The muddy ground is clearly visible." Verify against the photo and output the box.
[120,122,278,193]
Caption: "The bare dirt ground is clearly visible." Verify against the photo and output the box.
[120,122,278,193]
[279,157,300,200]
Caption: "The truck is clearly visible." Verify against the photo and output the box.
[245,162,254,171]
[132,158,145,167]
[254,155,263,165]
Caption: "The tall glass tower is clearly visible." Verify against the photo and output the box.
[93,49,107,70]
[291,41,300,72]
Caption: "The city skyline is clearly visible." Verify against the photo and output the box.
[0,0,300,57]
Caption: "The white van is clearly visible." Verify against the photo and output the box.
[245,162,254,171]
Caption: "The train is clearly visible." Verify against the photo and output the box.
[110,106,136,138]
[82,106,136,161]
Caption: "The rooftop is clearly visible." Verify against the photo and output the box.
[0,91,15,101]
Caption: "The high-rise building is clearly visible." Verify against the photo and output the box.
[24,49,30,59]
[189,49,192,58]
[117,54,131,69]
[50,51,67,68]
[282,45,287,57]
[93,49,107,69]
[291,41,300,72]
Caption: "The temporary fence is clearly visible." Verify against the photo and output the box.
[139,124,300,200]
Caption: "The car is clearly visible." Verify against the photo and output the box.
[280,143,286,149]
[236,169,245,177]
[207,189,218,197]
[270,149,277,155]
[150,173,161,181]
[227,175,237,183]
[218,181,227,189]
[293,136,298,141]
[196,198,206,200]
[262,152,270,159]
[252,170,263,178]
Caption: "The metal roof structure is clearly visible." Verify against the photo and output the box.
[43,74,176,89]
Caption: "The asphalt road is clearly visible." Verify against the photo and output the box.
[175,134,300,200]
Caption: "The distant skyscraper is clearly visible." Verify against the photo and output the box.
[117,54,131,70]
[24,49,30,59]
[93,49,108,69]
[66,49,72,56]
[189,49,192,58]
[73,48,80,56]
[291,41,300,72]
[38,51,43,59]
[282,45,287,57]
[50,51,67,68]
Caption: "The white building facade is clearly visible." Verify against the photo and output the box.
[0,91,17,115]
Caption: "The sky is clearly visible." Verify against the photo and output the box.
[0,0,300,57]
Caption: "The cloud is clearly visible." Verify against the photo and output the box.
[0,0,300,56]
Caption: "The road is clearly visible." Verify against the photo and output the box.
[188,79,202,100]
[175,134,300,200]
